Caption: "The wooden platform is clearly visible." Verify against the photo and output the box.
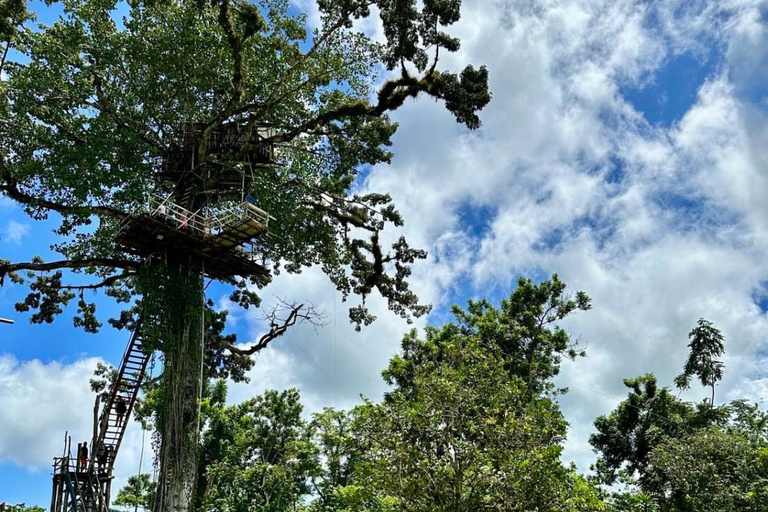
[115,200,271,282]
[157,121,277,184]
[52,470,113,484]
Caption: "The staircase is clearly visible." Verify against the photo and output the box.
[91,325,151,476]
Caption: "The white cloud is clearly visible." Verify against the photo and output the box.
[0,355,101,469]
[1,220,30,245]
[0,352,160,494]
[223,0,768,480]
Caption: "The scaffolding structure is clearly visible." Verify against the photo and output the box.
[116,195,271,280]
[157,122,276,191]
[50,326,151,512]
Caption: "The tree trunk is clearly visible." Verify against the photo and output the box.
[141,261,204,512]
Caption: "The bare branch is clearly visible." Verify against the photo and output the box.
[226,300,323,356]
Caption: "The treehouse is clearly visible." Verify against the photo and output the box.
[156,121,277,192]
[116,120,276,282]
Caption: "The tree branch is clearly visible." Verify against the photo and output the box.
[88,55,164,150]
[0,40,10,77]
[58,271,136,292]
[0,167,127,219]
[251,5,366,117]
[249,73,436,150]
[0,258,140,284]
[200,0,246,153]
[226,301,322,356]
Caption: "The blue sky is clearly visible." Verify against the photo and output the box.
[3,0,768,506]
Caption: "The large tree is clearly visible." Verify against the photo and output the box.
[352,339,605,512]
[0,1,489,511]
[333,277,599,511]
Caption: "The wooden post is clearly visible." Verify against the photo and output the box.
[97,478,104,512]
[61,477,69,512]
[50,473,58,512]
[105,479,112,512]
[91,395,100,467]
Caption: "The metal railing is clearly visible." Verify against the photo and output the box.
[148,195,209,236]
[147,195,269,238]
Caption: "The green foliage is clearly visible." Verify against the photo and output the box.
[89,360,118,402]
[591,324,766,512]
[0,0,28,44]
[135,263,204,354]
[306,407,362,511]
[605,485,658,512]
[674,318,725,405]
[383,274,592,397]
[0,505,46,512]
[352,339,595,511]
[189,281,604,511]
[0,0,490,331]
[201,388,319,512]
[648,428,768,512]
[589,373,733,496]
[590,374,693,489]
[201,302,253,382]
[114,473,157,512]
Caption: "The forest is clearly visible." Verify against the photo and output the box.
[0,0,767,511]
[109,280,768,512]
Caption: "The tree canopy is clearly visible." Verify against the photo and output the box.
[0,0,490,330]
[590,320,768,512]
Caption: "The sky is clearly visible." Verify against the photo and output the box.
[2,0,768,506]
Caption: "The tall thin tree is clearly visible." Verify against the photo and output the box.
[674,318,726,406]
